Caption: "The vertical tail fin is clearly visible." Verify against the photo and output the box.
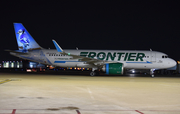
[14,23,42,51]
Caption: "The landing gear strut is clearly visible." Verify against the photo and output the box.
[90,68,99,76]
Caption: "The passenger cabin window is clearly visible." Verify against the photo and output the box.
[144,56,149,58]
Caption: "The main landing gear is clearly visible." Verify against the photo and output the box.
[90,71,96,76]
[90,68,99,76]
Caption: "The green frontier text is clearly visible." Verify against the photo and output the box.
[80,52,145,61]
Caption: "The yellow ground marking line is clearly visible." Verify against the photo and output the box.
[0,79,11,84]
[0,79,21,84]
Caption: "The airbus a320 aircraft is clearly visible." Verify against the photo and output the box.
[6,23,176,77]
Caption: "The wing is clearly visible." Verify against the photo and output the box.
[52,40,105,65]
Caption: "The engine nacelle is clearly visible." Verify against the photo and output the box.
[102,63,124,75]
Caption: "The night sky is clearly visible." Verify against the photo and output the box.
[0,1,180,60]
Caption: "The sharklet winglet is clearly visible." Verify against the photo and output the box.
[52,40,63,52]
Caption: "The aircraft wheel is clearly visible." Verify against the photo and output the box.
[151,74,154,78]
[90,71,96,76]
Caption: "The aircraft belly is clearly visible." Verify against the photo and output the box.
[53,62,80,67]
[125,62,168,69]
[125,63,153,69]
[76,63,96,68]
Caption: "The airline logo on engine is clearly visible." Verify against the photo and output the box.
[80,52,145,61]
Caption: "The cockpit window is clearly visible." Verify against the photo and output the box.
[162,55,168,58]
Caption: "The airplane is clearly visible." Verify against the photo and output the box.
[6,23,177,77]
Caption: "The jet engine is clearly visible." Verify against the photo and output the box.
[102,63,124,75]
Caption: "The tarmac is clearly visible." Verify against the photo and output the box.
[0,72,180,114]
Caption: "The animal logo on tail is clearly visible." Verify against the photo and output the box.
[17,29,30,50]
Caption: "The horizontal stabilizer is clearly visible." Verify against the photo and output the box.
[5,50,29,55]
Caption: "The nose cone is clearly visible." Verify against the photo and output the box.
[169,59,177,67]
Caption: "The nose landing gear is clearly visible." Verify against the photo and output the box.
[150,69,155,77]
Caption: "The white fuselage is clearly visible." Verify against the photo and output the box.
[11,49,177,70]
